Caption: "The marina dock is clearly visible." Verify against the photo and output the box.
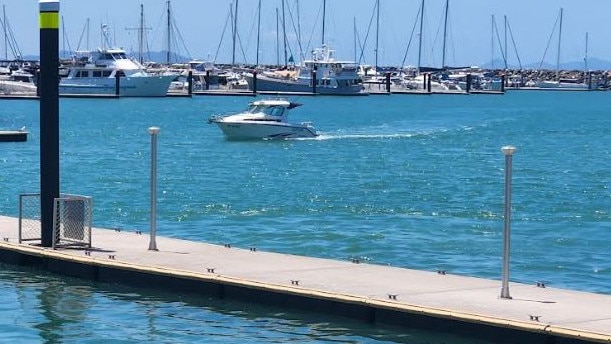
[0,215,609,344]
[0,130,28,142]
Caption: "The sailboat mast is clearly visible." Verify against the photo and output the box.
[417,0,424,74]
[276,8,280,66]
[296,0,302,60]
[321,0,326,45]
[3,5,7,60]
[353,17,357,62]
[490,15,494,70]
[375,0,379,75]
[441,0,448,68]
[86,18,90,50]
[232,0,238,66]
[166,0,171,64]
[584,32,589,73]
[556,7,563,78]
[256,0,261,67]
[504,15,508,69]
[61,15,65,58]
[282,0,287,67]
[139,4,144,64]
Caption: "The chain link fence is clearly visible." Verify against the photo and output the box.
[18,193,42,244]
[19,193,92,249]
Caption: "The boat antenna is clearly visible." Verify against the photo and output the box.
[101,24,112,50]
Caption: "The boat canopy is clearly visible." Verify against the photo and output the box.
[249,100,302,109]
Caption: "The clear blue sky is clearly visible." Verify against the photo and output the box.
[3,0,610,68]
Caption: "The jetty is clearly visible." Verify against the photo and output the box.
[0,130,28,142]
[0,215,609,344]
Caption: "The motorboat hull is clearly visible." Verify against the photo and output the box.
[211,120,318,140]
[244,74,364,95]
[59,75,175,97]
[536,81,590,90]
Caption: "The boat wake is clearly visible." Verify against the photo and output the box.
[312,132,420,140]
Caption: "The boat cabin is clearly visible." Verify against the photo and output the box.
[246,100,301,118]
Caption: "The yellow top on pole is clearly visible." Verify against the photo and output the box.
[39,0,59,29]
[39,12,59,29]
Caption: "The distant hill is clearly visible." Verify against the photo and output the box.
[19,51,611,71]
[480,57,611,71]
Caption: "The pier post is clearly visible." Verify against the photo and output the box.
[466,74,472,94]
[500,145,516,299]
[501,75,506,93]
[312,67,317,94]
[422,73,427,90]
[36,70,41,97]
[148,126,160,251]
[39,0,60,248]
[427,73,432,93]
[252,70,258,94]
[115,71,120,96]
[385,72,391,93]
[187,70,193,96]
[205,70,210,90]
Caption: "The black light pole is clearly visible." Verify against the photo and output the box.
[39,0,60,248]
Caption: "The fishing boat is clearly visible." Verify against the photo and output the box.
[208,99,318,140]
[244,45,365,95]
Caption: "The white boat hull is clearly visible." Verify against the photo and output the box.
[212,121,318,140]
[245,74,364,95]
[536,81,590,90]
[59,75,175,97]
[0,80,37,94]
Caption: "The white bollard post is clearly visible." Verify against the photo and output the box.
[148,126,160,251]
[500,145,516,299]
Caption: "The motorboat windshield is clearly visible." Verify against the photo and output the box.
[247,105,286,117]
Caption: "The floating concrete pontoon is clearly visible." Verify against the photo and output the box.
[0,215,609,344]
[0,130,28,142]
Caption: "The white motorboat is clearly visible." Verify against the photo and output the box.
[59,47,176,97]
[243,45,365,95]
[59,25,176,97]
[208,99,319,140]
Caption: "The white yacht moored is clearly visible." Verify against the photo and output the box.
[59,25,176,97]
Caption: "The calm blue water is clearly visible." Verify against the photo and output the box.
[1,91,609,343]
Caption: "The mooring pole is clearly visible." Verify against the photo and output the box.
[39,0,60,248]
[500,145,516,299]
[148,126,160,251]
